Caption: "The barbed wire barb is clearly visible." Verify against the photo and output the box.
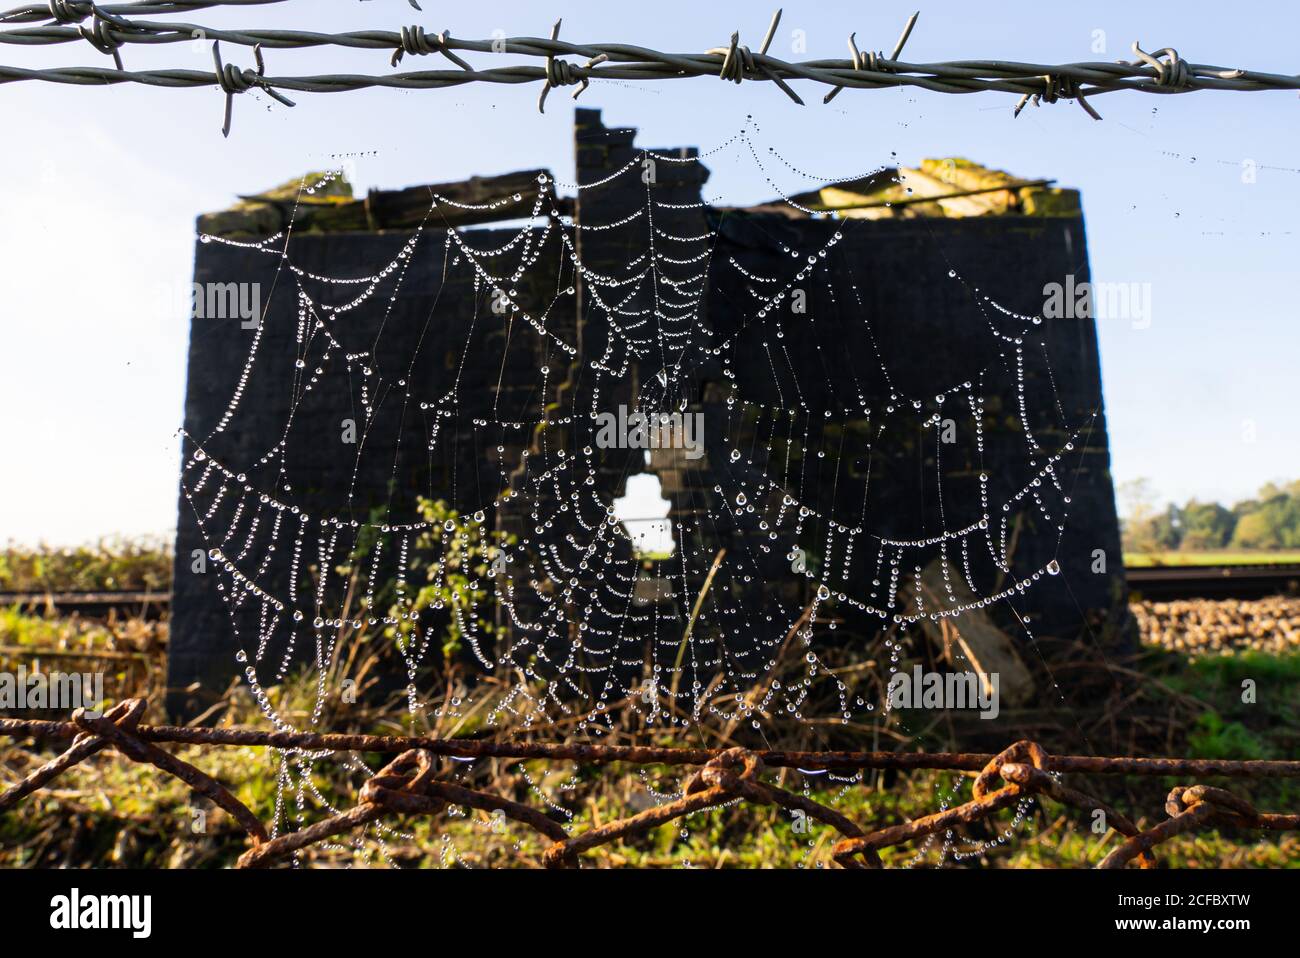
[824,9,919,104]
[211,37,292,137]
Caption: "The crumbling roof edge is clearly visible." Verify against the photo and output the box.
[197,168,569,241]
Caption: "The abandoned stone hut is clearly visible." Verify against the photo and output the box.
[167,108,1129,720]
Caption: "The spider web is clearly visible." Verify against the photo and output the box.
[177,118,1096,863]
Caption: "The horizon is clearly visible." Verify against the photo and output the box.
[2,0,1298,545]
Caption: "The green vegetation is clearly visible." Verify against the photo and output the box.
[1124,550,1300,567]
[390,498,513,660]
[2,537,1297,868]
[1140,645,1300,800]
[2,641,1293,868]
[1120,479,1300,562]
[0,537,171,593]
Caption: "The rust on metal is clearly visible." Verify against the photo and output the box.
[2,701,1297,868]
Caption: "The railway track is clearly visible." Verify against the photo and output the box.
[0,566,1297,617]
[1123,564,1300,601]
[0,590,171,620]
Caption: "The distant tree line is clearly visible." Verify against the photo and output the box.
[1120,479,1300,553]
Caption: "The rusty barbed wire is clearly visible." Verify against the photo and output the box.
[2,699,1297,868]
[1,5,1298,135]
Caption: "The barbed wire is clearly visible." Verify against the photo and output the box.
[2,5,1298,135]
[2,699,1298,868]
[0,0,293,24]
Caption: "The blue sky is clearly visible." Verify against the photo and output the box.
[1,0,1297,544]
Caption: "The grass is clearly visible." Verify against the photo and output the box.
[1123,550,1300,567]
[4,688,1295,869]
[0,538,172,593]
[12,539,1298,589]
[1,531,1297,868]
[1,609,1295,869]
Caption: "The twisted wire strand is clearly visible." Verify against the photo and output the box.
[1,52,1291,96]
[0,0,289,24]
[0,6,1296,133]
[3,708,1297,868]
[5,712,1300,777]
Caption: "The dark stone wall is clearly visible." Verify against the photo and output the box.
[168,227,562,716]
[167,107,1128,718]
[703,210,1125,642]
